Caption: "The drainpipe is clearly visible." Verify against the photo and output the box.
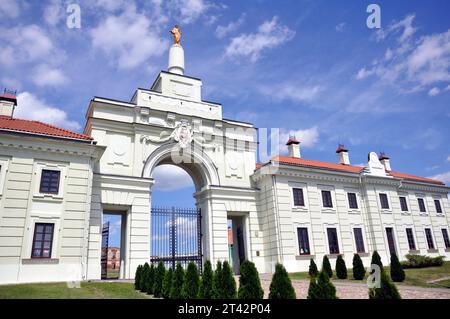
[271,174,284,268]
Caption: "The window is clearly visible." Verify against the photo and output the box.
[434,200,443,214]
[39,169,60,194]
[353,228,365,253]
[405,228,416,250]
[379,193,389,209]
[322,190,333,208]
[327,228,339,254]
[385,227,396,255]
[425,228,434,250]
[297,227,310,255]
[292,188,305,207]
[418,198,426,213]
[347,193,358,209]
[442,229,450,249]
[31,223,54,258]
[399,196,408,212]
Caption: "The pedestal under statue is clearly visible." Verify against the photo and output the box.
[168,25,185,75]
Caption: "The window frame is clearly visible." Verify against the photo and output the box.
[292,187,305,207]
[353,227,366,253]
[326,227,340,254]
[39,169,61,195]
[399,196,409,212]
[31,223,55,259]
[296,227,311,256]
[0,157,9,197]
[424,228,435,250]
[441,228,450,249]
[385,226,397,255]
[347,192,358,210]
[434,199,443,214]
[405,227,417,251]
[321,190,333,208]
[33,162,66,200]
[289,182,309,211]
[379,193,390,210]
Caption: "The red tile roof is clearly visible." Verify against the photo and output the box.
[256,155,445,185]
[0,116,92,141]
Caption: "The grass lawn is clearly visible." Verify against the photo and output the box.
[289,261,450,288]
[0,282,149,299]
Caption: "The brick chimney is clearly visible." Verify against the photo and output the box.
[0,89,17,117]
[336,144,350,165]
[379,152,391,171]
[286,135,301,158]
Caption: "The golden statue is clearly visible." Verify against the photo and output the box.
[170,25,181,45]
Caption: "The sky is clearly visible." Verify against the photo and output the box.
[2,1,450,246]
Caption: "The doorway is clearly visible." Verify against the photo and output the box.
[102,211,127,279]
[227,215,247,274]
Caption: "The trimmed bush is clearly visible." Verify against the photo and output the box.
[170,263,185,299]
[212,261,223,299]
[153,261,166,297]
[390,254,405,282]
[139,263,150,292]
[134,265,143,290]
[335,255,347,279]
[146,264,155,294]
[308,259,318,278]
[371,251,383,270]
[199,260,214,299]
[221,261,237,299]
[182,262,200,299]
[268,263,296,299]
[307,270,337,299]
[369,271,401,299]
[322,255,333,278]
[238,260,264,299]
[162,267,173,299]
[401,254,445,269]
[352,254,366,280]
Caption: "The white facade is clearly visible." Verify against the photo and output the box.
[0,45,449,284]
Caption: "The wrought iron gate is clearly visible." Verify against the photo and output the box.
[101,221,109,279]
[150,207,202,272]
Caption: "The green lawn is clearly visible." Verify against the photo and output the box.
[0,282,149,299]
[289,261,450,288]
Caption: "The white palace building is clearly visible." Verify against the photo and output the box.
[1,38,450,285]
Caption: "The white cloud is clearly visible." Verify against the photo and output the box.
[152,165,194,191]
[429,171,450,184]
[15,92,80,130]
[0,25,54,65]
[357,14,450,93]
[428,87,440,96]
[90,5,168,69]
[447,154,450,162]
[43,0,64,26]
[0,0,22,18]
[335,22,346,32]
[168,0,211,24]
[30,64,69,87]
[280,126,320,151]
[261,83,323,103]
[215,14,246,38]
[225,16,295,62]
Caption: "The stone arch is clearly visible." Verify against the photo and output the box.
[142,142,219,191]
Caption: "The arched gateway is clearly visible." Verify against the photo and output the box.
[84,36,260,280]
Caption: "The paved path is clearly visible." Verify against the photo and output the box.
[257,273,450,299]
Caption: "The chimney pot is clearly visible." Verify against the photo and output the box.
[379,152,391,171]
[0,89,17,118]
[286,135,301,158]
[336,144,350,165]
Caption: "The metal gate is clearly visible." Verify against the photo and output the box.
[150,207,202,272]
[101,221,109,279]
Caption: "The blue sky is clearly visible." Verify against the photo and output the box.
[2,1,450,248]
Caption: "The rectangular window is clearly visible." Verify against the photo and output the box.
[327,228,339,254]
[425,228,435,249]
[379,193,389,209]
[418,198,426,213]
[386,227,396,255]
[39,169,60,194]
[442,229,450,249]
[399,196,408,212]
[405,228,416,250]
[434,200,442,214]
[353,228,365,253]
[292,188,305,207]
[347,193,358,209]
[322,190,333,208]
[297,227,310,255]
[31,223,54,258]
